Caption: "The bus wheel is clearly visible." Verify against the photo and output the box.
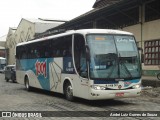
[25,77,30,91]
[64,82,74,101]
[157,73,160,80]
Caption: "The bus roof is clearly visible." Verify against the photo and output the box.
[17,29,133,46]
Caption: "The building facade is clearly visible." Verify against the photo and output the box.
[5,18,65,65]
[0,35,7,58]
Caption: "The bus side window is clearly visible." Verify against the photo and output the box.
[74,34,87,78]
[22,51,27,59]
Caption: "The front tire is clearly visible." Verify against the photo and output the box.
[64,82,74,101]
[157,73,160,80]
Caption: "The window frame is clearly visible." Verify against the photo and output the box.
[144,40,160,65]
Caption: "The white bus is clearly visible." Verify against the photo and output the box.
[0,57,6,73]
[16,29,141,101]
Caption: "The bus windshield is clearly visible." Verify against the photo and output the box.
[86,34,141,79]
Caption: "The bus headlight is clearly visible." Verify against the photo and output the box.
[91,85,106,90]
[132,84,141,89]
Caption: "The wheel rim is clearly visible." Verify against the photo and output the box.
[158,75,160,80]
[66,85,73,98]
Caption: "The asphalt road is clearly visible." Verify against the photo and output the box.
[0,74,160,120]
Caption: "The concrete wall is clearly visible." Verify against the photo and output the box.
[6,28,16,65]
[15,19,35,43]
[143,20,160,41]
[6,19,35,64]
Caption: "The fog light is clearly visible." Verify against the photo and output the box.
[100,86,106,90]
[132,84,141,89]
[91,85,105,90]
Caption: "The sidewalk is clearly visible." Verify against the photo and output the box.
[142,75,160,87]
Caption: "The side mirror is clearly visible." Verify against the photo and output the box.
[80,71,87,78]
[85,45,90,62]
[138,47,144,63]
[138,47,143,52]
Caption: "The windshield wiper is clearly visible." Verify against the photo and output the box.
[107,63,117,78]
[119,54,132,78]
[106,53,118,78]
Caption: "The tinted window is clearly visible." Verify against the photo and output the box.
[16,35,72,59]
[74,34,87,77]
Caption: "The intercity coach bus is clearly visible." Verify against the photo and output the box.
[16,29,141,101]
[0,57,6,73]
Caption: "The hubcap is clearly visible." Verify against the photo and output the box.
[67,86,73,97]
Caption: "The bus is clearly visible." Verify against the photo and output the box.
[16,29,141,101]
[0,57,6,73]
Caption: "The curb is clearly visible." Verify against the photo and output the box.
[142,79,160,87]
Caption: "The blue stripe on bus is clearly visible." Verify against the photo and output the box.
[94,79,140,84]
[18,57,74,90]
[19,58,54,90]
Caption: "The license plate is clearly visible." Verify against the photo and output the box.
[115,92,124,97]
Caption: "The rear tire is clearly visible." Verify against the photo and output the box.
[25,77,31,91]
[64,82,74,101]
[157,73,160,80]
